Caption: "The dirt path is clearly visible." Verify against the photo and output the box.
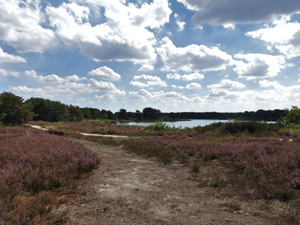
[51,140,280,225]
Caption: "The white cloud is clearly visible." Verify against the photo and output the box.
[176,0,199,11]
[24,70,38,78]
[0,69,8,77]
[130,74,167,88]
[233,53,288,79]
[171,85,185,89]
[177,0,300,25]
[167,72,204,81]
[0,70,19,77]
[186,83,201,89]
[25,71,65,83]
[41,74,65,83]
[174,14,186,31]
[247,20,300,59]
[157,37,232,72]
[259,80,283,88]
[182,73,204,81]
[138,63,155,71]
[129,89,189,103]
[0,47,26,63]
[23,70,125,97]
[128,0,172,29]
[46,0,171,62]
[65,75,83,82]
[95,94,116,102]
[10,86,53,99]
[208,79,245,90]
[167,73,181,80]
[0,0,58,52]
[88,66,121,81]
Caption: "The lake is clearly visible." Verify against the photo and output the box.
[118,119,230,128]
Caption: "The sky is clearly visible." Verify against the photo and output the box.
[0,0,300,113]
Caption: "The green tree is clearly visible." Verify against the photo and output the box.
[282,106,300,125]
[118,108,128,120]
[142,107,161,120]
[68,105,83,121]
[0,92,33,125]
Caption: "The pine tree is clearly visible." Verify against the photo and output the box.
[0,92,33,125]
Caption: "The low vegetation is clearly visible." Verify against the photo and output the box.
[42,119,300,224]
[1,100,300,223]
[0,127,98,224]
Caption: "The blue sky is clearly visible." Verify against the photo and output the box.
[0,0,300,112]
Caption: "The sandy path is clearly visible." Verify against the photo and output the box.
[49,139,279,225]
[29,124,129,138]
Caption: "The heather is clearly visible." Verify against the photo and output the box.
[122,132,300,202]
[0,126,98,224]
[29,120,300,201]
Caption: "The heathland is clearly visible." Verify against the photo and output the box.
[1,118,300,224]
[1,92,300,224]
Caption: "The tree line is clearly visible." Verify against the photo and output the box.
[0,92,287,125]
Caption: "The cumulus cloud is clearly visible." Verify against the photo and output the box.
[0,47,26,63]
[65,75,84,82]
[95,94,116,102]
[0,70,19,77]
[171,85,185,89]
[233,54,288,79]
[138,63,155,71]
[130,74,167,88]
[157,37,232,72]
[42,74,65,83]
[177,0,300,25]
[129,89,189,103]
[0,0,58,52]
[0,69,8,77]
[259,80,283,88]
[167,73,181,80]
[128,0,172,29]
[23,70,125,98]
[10,86,53,99]
[25,70,65,83]
[186,83,201,89]
[208,79,245,90]
[46,0,171,62]
[88,66,121,81]
[247,20,300,59]
[174,13,186,31]
[167,72,204,81]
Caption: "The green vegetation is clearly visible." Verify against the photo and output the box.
[282,106,300,125]
[0,92,34,125]
[195,120,283,136]
[1,91,300,223]
[1,92,287,123]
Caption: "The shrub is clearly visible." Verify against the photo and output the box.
[0,127,99,223]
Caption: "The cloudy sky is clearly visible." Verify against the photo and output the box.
[1,0,300,112]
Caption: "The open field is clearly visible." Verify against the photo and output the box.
[1,121,300,224]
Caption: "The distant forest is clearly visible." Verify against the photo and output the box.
[24,97,286,122]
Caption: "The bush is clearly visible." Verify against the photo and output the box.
[195,121,281,136]
[0,127,99,223]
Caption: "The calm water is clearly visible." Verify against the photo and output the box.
[118,119,230,128]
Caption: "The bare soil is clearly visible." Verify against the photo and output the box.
[50,139,290,225]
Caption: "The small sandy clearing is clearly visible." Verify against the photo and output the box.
[49,139,283,225]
